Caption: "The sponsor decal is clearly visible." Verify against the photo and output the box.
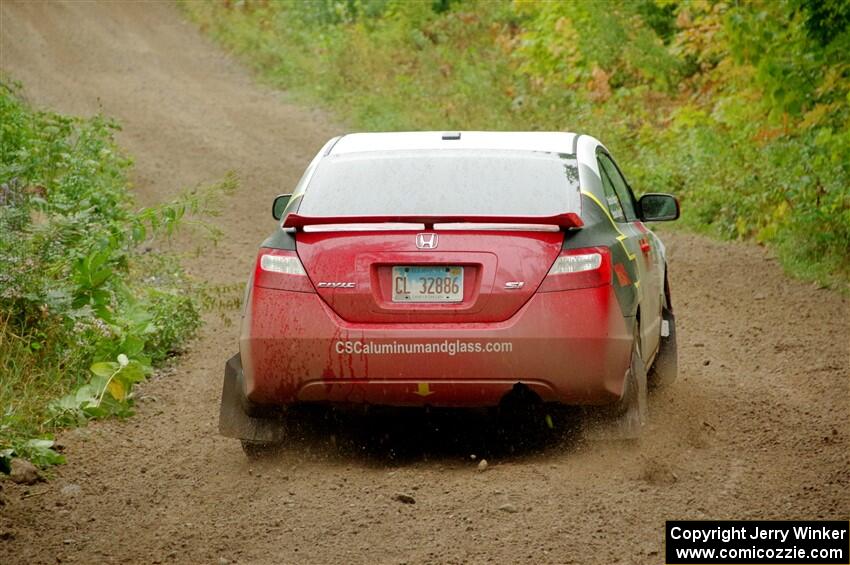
[334,339,512,356]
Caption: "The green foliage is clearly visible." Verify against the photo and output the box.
[182,0,849,287]
[47,354,149,428]
[0,436,65,473]
[0,81,236,470]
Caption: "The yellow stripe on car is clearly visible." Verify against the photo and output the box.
[582,192,637,262]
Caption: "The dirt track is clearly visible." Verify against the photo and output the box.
[1,2,848,564]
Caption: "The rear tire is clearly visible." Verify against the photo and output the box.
[241,439,282,459]
[617,338,648,436]
[584,336,647,440]
[648,306,678,388]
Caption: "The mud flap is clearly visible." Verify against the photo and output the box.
[648,308,678,388]
[219,353,286,443]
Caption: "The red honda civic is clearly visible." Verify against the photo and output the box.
[220,131,679,453]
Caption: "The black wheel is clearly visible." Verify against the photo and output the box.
[648,306,678,388]
[584,335,647,440]
[241,440,282,459]
[614,337,648,436]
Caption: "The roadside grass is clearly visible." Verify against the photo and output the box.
[0,316,89,456]
[181,0,850,291]
[0,79,237,471]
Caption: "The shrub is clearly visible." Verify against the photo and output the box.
[0,81,234,469]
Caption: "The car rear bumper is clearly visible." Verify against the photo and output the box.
[239,285,632,408]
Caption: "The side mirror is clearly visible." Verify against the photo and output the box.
[272,194,292,220]
[638,193,680,222]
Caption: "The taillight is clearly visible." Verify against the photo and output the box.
[253,248,316,293]
[537,246,612,292]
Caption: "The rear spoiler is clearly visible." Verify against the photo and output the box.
[282,212,583,230]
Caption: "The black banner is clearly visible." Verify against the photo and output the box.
[666,521,849,564]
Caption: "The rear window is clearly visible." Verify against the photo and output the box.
[297,150,581,217]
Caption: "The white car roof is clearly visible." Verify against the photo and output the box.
[329,131,579,156]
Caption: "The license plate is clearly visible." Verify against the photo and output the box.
[392,266,463,303]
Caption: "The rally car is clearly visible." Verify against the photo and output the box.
[220,131,679,452]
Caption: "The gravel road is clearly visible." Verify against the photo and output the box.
[1,2,847,564]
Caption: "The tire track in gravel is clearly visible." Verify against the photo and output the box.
[1,2,848,564]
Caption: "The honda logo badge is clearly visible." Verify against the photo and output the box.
[416,233,438,249]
